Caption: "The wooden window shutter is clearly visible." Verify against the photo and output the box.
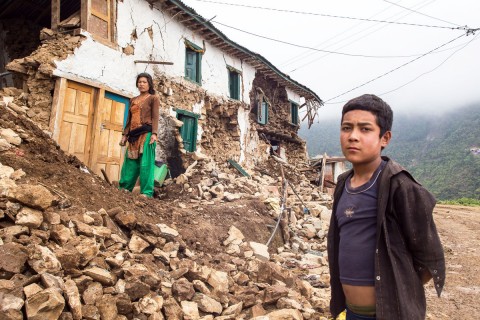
[83,0,115,42]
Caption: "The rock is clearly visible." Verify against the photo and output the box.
[0,293,24,320]
[64,280,82,320]
[263,285,289,304]
[137,294,163,314]
[221,302,243,317]
[0,138,12,151]
[0,129,21,146]
[193,293,222,314]
[125,280,150,301]
[8,184,54,210]
[50,224,72,245]
[207,270,228,295]
[0,243,28,274]
[181,301,199,319]
[156,223,179,239]
[162,297,183,320]
[172,278,195,301]
[40,273,65,292]
[0,177,16,197]
[128,234,150,253]
[115,211,137,229]
[96,294,118,320]
[24,283,43,298]
[264,309,303,320]
[223,226,244,246]
[83,282,103,305]
[81,305,100,320]
[28,245,62,274]
[0,163,14,179]
[83,267,115,286]
[75,237,100,266]
[15,207,44,228]
[25,287,65,320]
[249,242,270,261]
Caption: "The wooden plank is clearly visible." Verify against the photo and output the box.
[51,0,60,31]
[81,0,90,30]
[49,77,67,139]
[228,159,250,177]
[63,113,89,125]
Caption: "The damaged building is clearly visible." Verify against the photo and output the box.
[0,0,323,182]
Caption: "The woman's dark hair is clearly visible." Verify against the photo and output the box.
[136,72,155,94]
[341,94,393,137]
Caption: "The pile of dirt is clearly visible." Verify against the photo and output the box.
[0,104,333,319]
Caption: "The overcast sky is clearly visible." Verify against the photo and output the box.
[181,0,480,121]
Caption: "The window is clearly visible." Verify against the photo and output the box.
[176,109,199,152]
[290,101,299,125]
[184,40,202,84]
[228,67,241,100]
[257,99,269,125]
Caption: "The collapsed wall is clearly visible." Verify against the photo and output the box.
[5,29,84,129]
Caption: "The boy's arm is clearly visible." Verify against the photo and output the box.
[393,174,445,296]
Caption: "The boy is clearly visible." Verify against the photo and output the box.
[327,94,445,320]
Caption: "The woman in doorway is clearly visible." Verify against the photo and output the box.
[118,72,160,198]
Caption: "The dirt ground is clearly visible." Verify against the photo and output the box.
[426,204,480,319]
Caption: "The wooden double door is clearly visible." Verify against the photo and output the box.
[55,80,129,182]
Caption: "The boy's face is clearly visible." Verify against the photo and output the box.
[340,110,391,166]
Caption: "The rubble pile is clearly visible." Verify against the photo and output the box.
[0,113,336,319]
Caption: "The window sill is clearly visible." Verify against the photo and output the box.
[184,77,202,86]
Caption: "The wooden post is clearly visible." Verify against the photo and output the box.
[320,152,327,193]
[51,0,60,31]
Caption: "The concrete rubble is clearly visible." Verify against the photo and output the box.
[0,115,334,319]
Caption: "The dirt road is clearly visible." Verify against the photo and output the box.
[426,204,480,319]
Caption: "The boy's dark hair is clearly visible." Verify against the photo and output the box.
[136,72,156,95]
[341,94,393,137]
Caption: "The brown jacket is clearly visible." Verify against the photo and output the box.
[328,157,445,320]
[123,94,160,135]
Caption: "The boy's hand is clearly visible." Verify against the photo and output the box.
[119,135,127,146]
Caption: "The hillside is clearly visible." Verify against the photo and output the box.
[300,103,480,200]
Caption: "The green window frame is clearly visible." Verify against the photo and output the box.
[176,109,200,152]
[227,66,241,100]
[184,40,202,84]
[290,101,299,125]
[257,99,269,125]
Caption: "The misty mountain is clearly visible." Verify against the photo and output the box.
[299,103,480,200]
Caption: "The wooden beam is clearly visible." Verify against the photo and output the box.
[81,0,89,31]
[50,0,60,31]
[134,60,174,65]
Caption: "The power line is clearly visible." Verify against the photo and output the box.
[382,0,462,27]
[325,33,480,105]
[212,20,434,59]
[323,33,467,103]
[285,0,436,72]
[191,0,463,30]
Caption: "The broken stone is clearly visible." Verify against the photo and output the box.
[193,293,222,314]
[0,243,28,274]
[162,297,183,320]
[264,309,303,320]
[0,163,14,179]
[263,285,289,304]
[64,280,82,320]
[0,138,12,151]
[40,273,65,292]
[0,293,24,319]
[50,224,72,245]
[172,278,195,301]
[8,184,54,210]
[25,287,65,320]
[24,283,43,298]
[0,128,21,146]
[128,234,150,253]
[82,282,103,305]
[156,223,179,238]
[248,242,270,261]
[115,211,137,229]
[28,244,62,274]
[221,302,243,317]
[96,294,118,320]
[137,294,164,315]
[15,207,44,228]
[181,301,200,320]
[83,267,115,286]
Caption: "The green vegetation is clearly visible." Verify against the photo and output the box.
[300,103,480,200]
[438,198,480,206]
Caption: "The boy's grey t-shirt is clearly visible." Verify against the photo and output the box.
[336,161,386,286]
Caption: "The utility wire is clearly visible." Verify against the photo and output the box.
[212,20,435,59]
[191,0,463,30]
[383,0,462,27]
[324,33,467,103]
[285,0,435,71]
